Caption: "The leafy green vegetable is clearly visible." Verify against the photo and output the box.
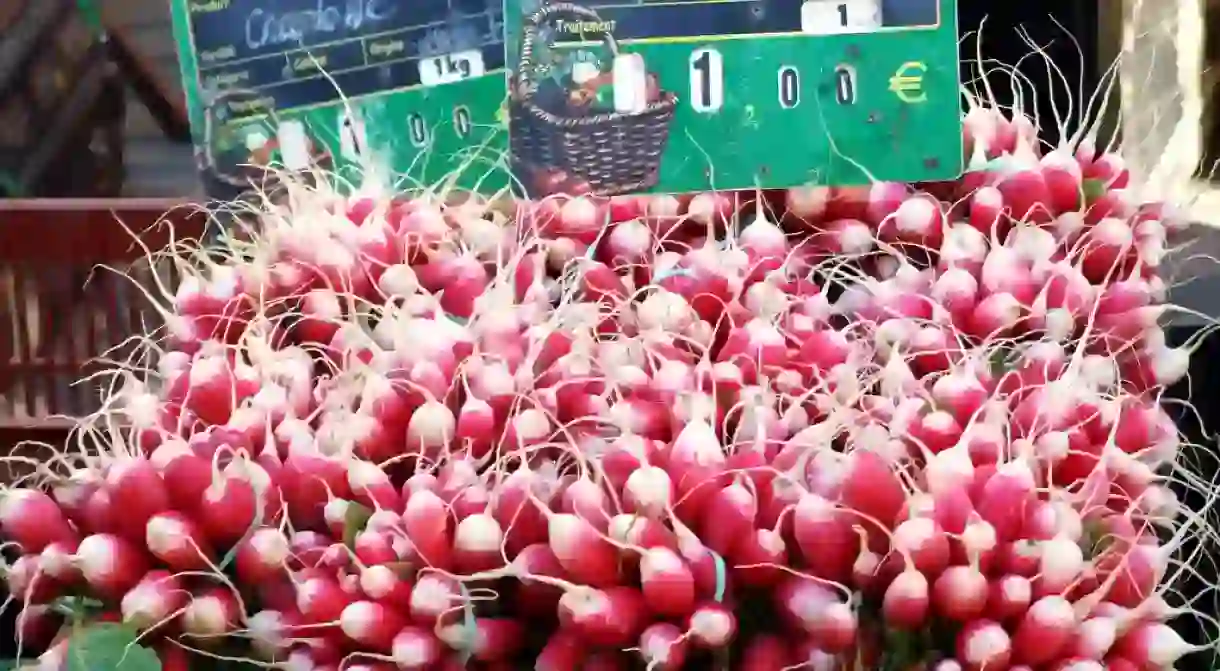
[65,623,160,671]
[1082,178,1109,204]
[343,500,373,548]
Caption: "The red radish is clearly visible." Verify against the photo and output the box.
[181,587,240,637]
[0,490,77,553]
[453,512,505,572]
[234,528,290,583]
[687,602,737,648]
[740,633,794,670]
[408,573,462,626]
[882,568,930,629]
[392,625,444,669]
[120,570,189,630]
[932,565,989,621]
[792,492,858,584]
[786,185,830,221]
[340,600,405,651]
[74,533,150,599]
[537,630,588,669]
[548,513,620,587]
[639,547,697,617]
[557,586,647,648]
[1111,622,1198,668]
[957,620,1012,671]
[401,489,453,568]
[145,511,212,571]
[7,555,60,604]
[14,605,61,652]
[437,617,524,662]
[638,622,689,669]
[296,572,353,625]
[1011,595,1077,665]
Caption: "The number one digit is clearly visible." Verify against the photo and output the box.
[344,117,361,156]
[693,51,713,109]
[837,3,848,26]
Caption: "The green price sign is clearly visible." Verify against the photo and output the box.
[169,0,510,199]
[504,0,963,197]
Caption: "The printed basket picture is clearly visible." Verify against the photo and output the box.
[510,2,678,196]
[197,89,333,204]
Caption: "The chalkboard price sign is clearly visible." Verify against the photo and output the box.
[503,0,963,197]
[170,0,510,198]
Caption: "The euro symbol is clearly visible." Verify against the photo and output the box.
[889,61,927,103]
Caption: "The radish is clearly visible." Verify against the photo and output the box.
[145,511,213,571]
[557,586,647,648]
[957,620,1012,671]
[121,570,189,631]
[0,94,1205,669]
[1111,622,1199,667]
[0,490,77,553]
[340,600,405,651]
[1011,595,1078,665]
[181,587,240,637]
[638,622,689,669]
[392,626,444,669]
[639,547,697,617]
[882,568,930,629]
[932,565,989,621]
[74,533,150,599]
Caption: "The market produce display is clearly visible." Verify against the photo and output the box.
[0,97,1208,670]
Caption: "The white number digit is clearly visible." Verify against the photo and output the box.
[689,48,723,113]
[834,65,857,105]
[408,113,429,147]
[276,120,310,170]
[418,49,486,87]
[453,106,472,138]
[801,0,883,35]
[778,66,800,109]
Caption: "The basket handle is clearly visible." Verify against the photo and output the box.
[518,3,619,95]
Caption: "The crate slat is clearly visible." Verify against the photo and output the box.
[0,199,206,447]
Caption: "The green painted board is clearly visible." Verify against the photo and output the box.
[504,0,963,197]
[169,0,511,199]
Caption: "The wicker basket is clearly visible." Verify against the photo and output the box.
[510,2,678,196]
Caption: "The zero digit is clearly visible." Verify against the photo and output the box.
[453,106,472,138]
[408,113,429,147]
[834,65,857,105]
[689,47,724,112]
[778,66,800,109]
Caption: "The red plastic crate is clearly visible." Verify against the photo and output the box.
[0,198,206,455]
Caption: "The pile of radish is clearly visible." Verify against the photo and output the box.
[0,99,1211,671]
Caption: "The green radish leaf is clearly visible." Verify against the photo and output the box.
[343,501,373,548]
[65,623,160,671]
[1082,178,1108,204]
[987,346,1017,376]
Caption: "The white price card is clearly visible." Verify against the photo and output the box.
[801,0,883,35]
[418,50,486,87]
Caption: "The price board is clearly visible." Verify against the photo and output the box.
[503,0,962,197]
[169,0,509,199]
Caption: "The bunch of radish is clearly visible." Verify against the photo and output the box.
[0,97,1209,671]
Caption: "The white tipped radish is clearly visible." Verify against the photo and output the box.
[339,600,405,651]
[1011,595,1077,665]
[120,570,188,630]
[957,620,1012,671]
[882,569,929,629]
